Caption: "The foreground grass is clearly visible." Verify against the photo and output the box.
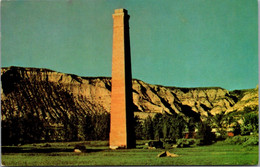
[2,140,258,166]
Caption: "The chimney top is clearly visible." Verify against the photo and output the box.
[114,8,128,14]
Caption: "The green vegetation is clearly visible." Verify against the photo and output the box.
[1,104,258,165]
[206,106,259,139]
[2,112,110,145]
[240,109,259,135]
[195,119,216,145]
[224,135,259,146]
[136,113,217,146]
[2,140,258,166]
[2,107,258,146]
[176,138,196,148]
[2,112,45,145]
[136,113,188,141]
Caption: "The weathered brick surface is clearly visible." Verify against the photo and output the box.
[109,9,135,149]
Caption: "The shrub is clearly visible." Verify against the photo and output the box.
[242,136,259,146]
[240,109,258,135]
[224,135,258,146]
[224,136,248,145]
[176,139,196,148]
[193,139,204,146]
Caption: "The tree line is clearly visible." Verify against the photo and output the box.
[1,106,258,146]
[2,112,110,145]
[135,113,216,145]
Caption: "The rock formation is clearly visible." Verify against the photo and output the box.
[1,66,258,124]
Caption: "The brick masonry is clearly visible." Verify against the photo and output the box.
[109,9,135,149]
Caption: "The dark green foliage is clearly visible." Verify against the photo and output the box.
[80,114,95,140]
[224,135,258,146]
[160,113,186,140]
[148,140,164,148]
[187,117,196,132]
[2,112,45,145]
[206,106,258,139]
[242,136,259,146]
[208,111,242,140]
[63,114,79,141]
[233,123,241,136]
[241,112,258,135]
[209,111,227,138]
[195,120,216,145]
[176,138,196,148]
[1,112,110,145]
[62,112,110,141]
[88,112,110,140]
[142,115,154,140]
[224,136,248,145]
[133,116,144,140]
[152,114,163,140]
[140,113,187,141]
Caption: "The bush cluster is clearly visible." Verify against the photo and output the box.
[242,136,259,146]
[224,135,258,146]
[176,139,196,148]
[240,112,258,135]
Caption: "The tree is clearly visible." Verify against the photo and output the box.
[2,112,45,145]
[82,114,95,140]
[153,113,163,140]
[187,117,196,132]
[143,115,154,140]
[241,112,258,135]
[210,111,227,137]
[150,113,187,142]
[134,116,144,140]
[196,119,216,145]
[166,114,186,140]
[93,112,110,140]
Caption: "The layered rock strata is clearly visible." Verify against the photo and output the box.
[1,66,258,123]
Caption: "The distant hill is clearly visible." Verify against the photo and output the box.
[1,66,258,125]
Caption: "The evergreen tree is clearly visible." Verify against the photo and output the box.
[153,113,163,140]
[143,115,154,140]
[134,116,144,140]
[196,119,216,145]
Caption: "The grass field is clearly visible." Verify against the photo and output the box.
[1,140,258,166]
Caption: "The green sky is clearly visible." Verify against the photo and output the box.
[1,0,258,90]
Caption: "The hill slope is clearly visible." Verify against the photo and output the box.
[2,66,258,124]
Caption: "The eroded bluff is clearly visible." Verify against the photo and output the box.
[1,66,258,123]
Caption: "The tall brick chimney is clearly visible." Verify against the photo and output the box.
[109,9,135,149]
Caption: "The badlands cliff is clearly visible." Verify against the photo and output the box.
[1,66,258,123]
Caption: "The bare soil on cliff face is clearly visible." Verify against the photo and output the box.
[2,66,258,123]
